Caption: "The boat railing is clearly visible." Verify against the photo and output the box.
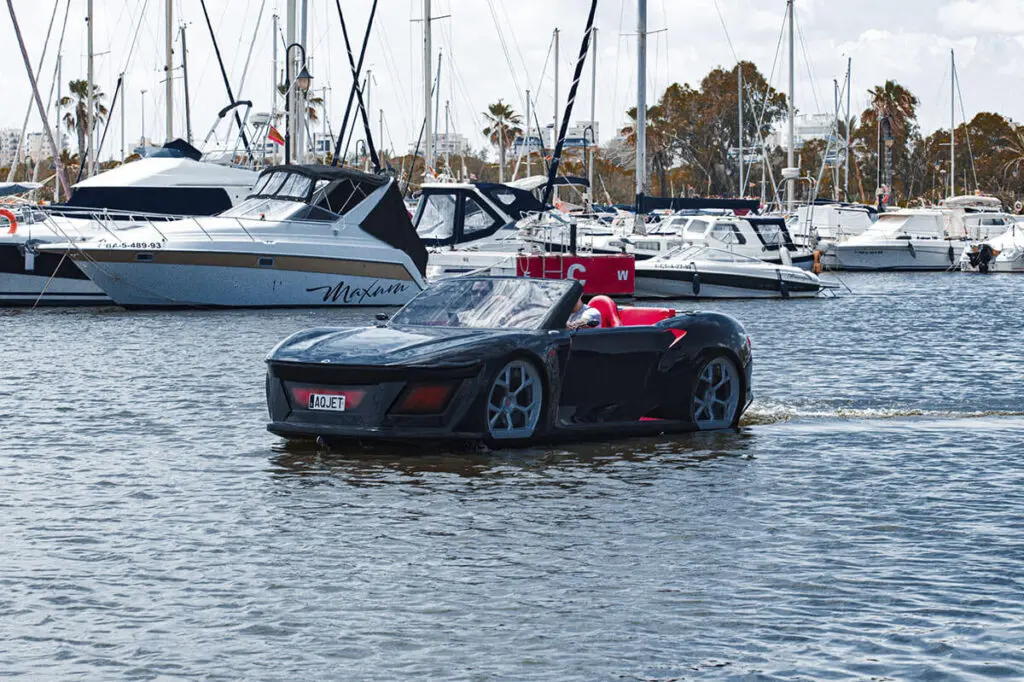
[39,205,353,245]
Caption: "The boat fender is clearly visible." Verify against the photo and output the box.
[776,269,790,300]
[0,208,17,235]
[907,241,916,259]
[692,271,701,297]
[812,250,823,274]
[947,243,955,264]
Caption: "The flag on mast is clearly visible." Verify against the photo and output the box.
[267,126,285,146]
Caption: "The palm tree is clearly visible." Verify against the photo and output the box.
[482,99,523,182]
[998,124,1024,179]
[59,80,107,162]
[868,80,919,133]
[620,105,671,196]
[277,84,323,123]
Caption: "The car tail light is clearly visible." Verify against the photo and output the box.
[290,386,366,410]
[391,382,458,415]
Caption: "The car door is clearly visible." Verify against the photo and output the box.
[558,327,668,422]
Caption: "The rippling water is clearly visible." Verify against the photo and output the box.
[2,272,1024,680]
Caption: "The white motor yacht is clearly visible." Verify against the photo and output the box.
[0,142,259,306]
[960,221,1024,273]
[634,244,825,299]
[829,207,1013,271]
[40,165,427,308]
[789,203,876,246]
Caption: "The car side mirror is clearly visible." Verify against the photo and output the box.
[375,312,389,321]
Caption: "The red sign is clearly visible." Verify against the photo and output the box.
[515,254,635,295]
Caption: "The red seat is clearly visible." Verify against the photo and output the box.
[587,295,621,327]
[618,306,676,326]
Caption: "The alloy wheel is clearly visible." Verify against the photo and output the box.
[692,356,741,430]
[486,360,543,440]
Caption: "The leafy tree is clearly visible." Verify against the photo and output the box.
[59,80,107,160]
[481,99,523,182]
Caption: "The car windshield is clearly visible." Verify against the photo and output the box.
[390,278,573,330]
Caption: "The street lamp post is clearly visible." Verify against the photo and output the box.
[284,42,313,165]
[582,125,595,209]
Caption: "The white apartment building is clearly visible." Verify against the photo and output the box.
[543,120,600,150]
[0,128,22,167]
[24,132,64,162]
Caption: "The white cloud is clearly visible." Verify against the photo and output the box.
[938,0,1024,35]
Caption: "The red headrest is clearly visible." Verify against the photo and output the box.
[587,295,621,327]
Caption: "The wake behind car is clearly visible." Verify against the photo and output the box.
[265,277,753,447]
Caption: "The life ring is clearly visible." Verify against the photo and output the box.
[1015,200,1023,213]
[0,208,17,235]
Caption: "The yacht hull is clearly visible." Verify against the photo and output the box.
[71,249,423,308]
[0,242,110,306]
[830,241,960,271]
[634,266,821,299]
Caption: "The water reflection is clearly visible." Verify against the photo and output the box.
[268,427,756,485]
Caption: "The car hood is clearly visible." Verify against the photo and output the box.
[268,324,537,367]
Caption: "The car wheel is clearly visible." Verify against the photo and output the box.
[692,354,742,430]
[485,358,544,443]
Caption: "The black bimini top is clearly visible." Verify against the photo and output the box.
[254,164,427,276]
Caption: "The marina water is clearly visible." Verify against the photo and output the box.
[2,272,1023,679]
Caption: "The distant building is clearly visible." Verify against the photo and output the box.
[512,134,545,157]
[409,132,470,158]
[24,131,64,162]
[0,128,22,166]
[543,120,600,150]
[767,113,835,151]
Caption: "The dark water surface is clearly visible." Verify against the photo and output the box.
[2,273,1023,680]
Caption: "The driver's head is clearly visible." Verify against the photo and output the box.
[469,279,493,302]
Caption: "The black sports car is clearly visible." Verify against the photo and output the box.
[265,277,753,447]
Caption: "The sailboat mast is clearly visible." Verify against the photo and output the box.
[423,0,433,176]
[738,65,743,198]
[845,57,851,198]
[165,0,173,142]
[181,25,192,145]
[785,0,795,210]
[590,26,597,206]
[87,0,94,176]
[950,49,956,198]
[554,28,560,159]
[636,0,647,215]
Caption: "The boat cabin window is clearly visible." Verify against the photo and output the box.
[751,222,789,248]
[710,222,746,245]
[250,171,313,201]
[464,196,499,236]
[416,193,457,240]
[684,219,710,239]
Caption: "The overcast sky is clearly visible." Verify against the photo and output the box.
[2,0,1023,160]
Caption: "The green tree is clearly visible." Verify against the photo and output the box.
[59,79,107,161]
[481,99,523,182]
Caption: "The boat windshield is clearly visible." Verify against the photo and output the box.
[659,244,762,263]
[416,194,457,239]
[684,218,711,239]
[390,277,573,330]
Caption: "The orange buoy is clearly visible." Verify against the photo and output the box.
[0,208,17,235]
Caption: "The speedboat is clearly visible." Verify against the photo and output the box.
[40,165,427,308]
[633,244,825,299]
[960,221,1024,273]
[829,207,1013,271]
